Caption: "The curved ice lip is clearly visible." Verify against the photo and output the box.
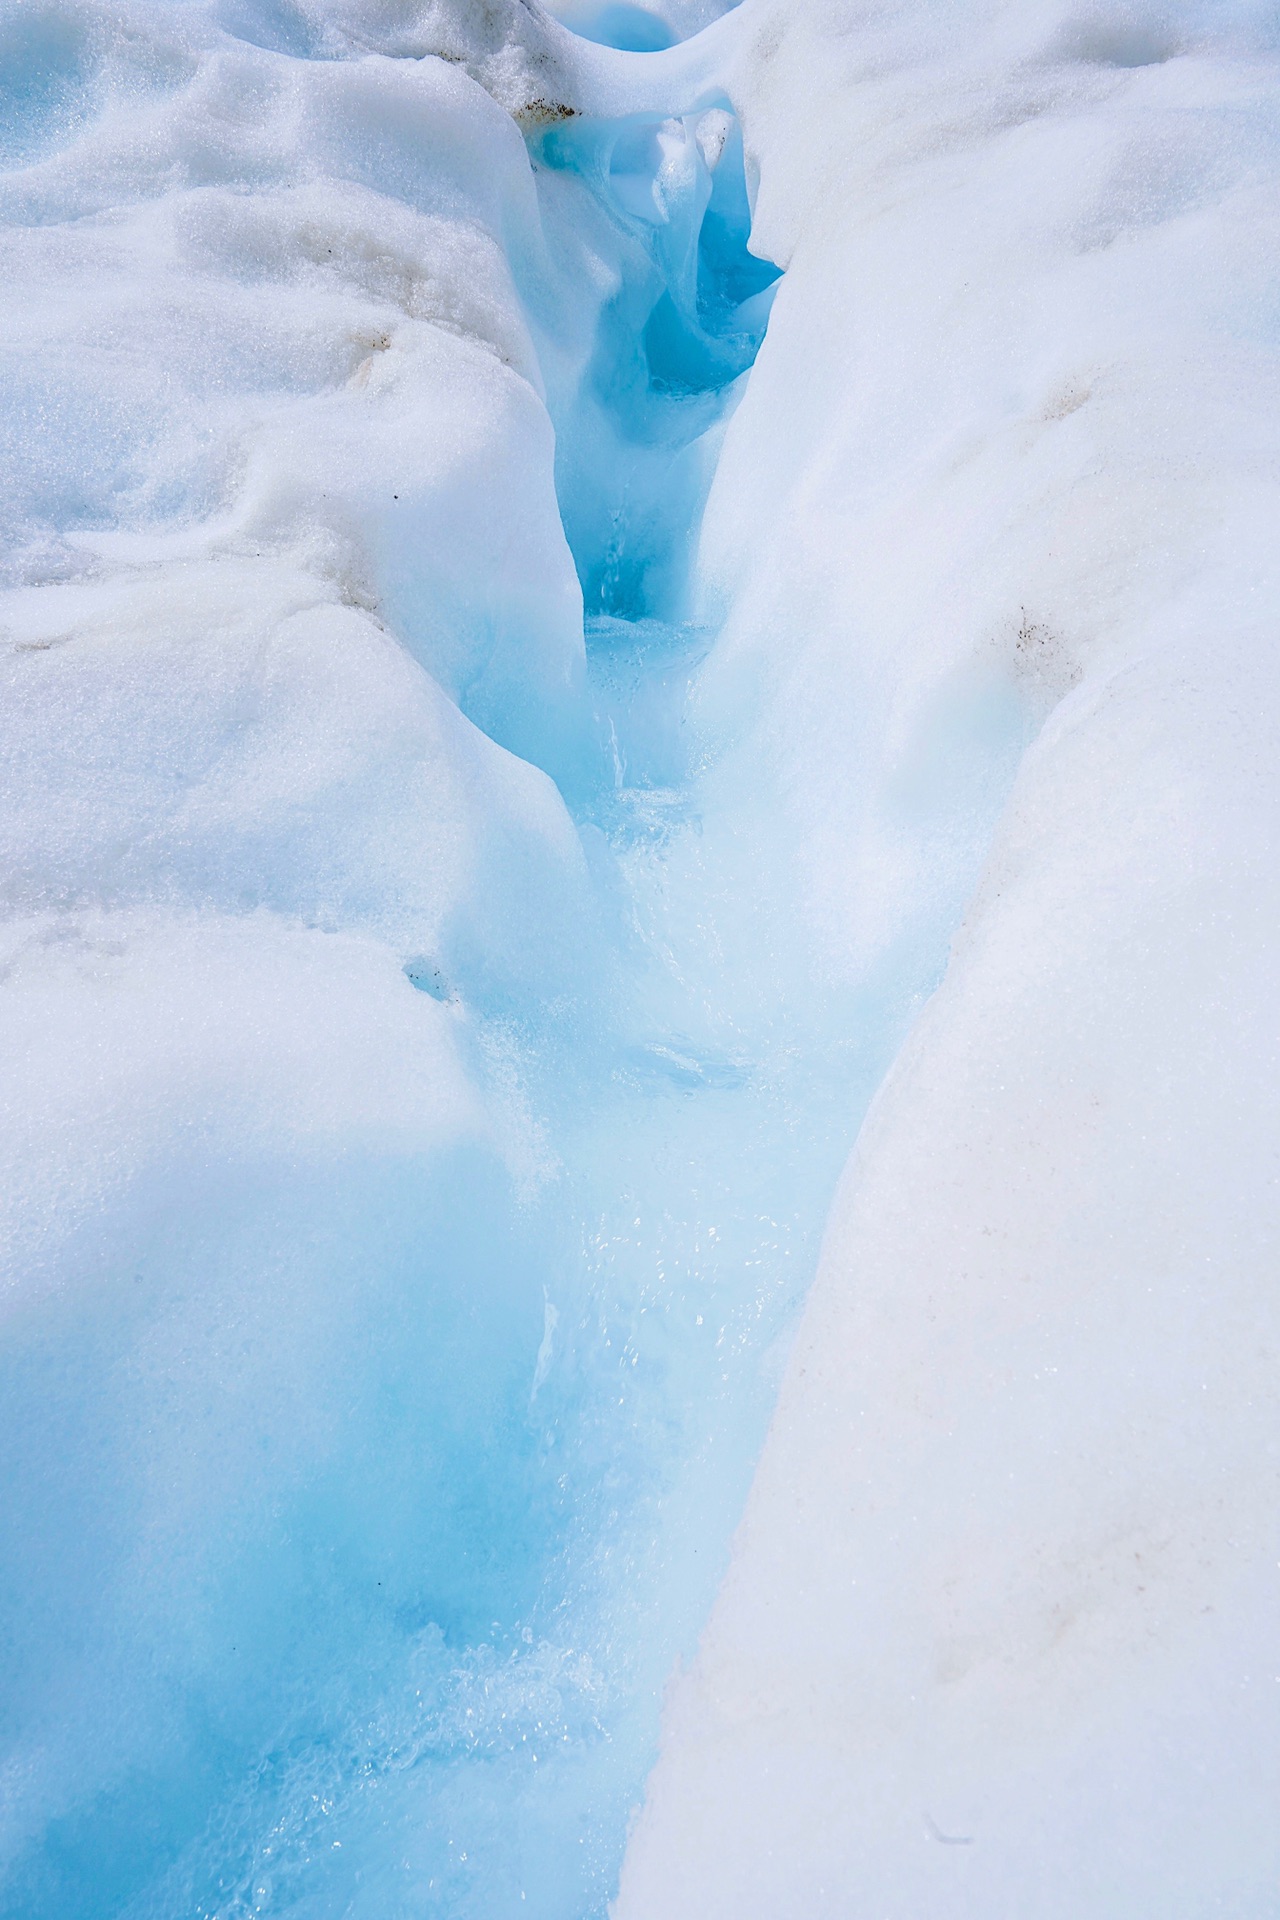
[528,0,750,120]
[548,0,679,55]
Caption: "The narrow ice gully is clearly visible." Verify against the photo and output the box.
[5,0,1280,1915]
[0,4,1009,1914]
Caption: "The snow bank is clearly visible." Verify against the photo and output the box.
[617,0,1280,1911]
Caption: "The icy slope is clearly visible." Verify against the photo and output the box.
[617,0,1280,1914]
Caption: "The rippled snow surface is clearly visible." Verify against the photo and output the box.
[0,3,1022,1915]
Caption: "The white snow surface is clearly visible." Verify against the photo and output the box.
[617,0,1280,1914]
[2,0,1278,1913]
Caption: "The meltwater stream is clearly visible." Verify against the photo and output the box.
[170,80,867,1920]
[0,19,941,1920]
[202,91,852,1920]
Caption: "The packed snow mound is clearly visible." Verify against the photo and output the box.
[616,0,1280,1913]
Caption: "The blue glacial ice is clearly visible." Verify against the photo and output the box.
[0,7,1012,1915]
[9,0,1268,1916]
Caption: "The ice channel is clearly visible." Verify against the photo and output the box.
[0,9,1033,1917]
[182,79,824,1920]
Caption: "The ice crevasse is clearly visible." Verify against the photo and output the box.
[1,0,1279,1915]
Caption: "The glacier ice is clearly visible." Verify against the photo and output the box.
[3,0,1279,1915]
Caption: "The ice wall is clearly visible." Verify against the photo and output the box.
[616,0,1280,1913]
